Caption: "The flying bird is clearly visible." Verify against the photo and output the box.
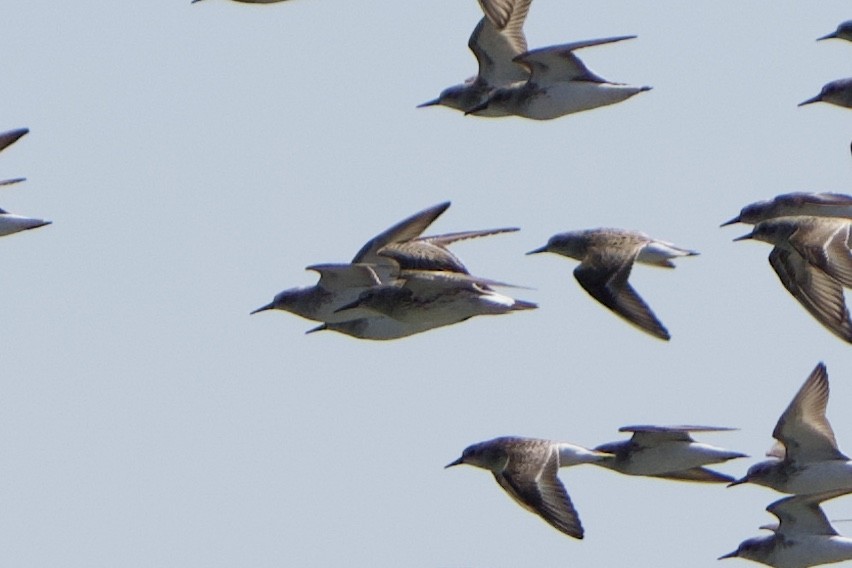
[733,216,852,343]
[729,363,852,495]
[527,228,698,340]
[593,425,747,483]
[464,36,650,120]
[334,269,536,329]
[446,436,607,539]
[720,489,852,568]
[419,0,531,115]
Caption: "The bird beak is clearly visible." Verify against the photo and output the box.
[726,477,747,487]
[817,32,838,41]
[305,324,327,334]
[718,551,739,560]
[417,98,440,108]
[250,302,274,315]
[798,94,823,107]
[526,245,549,255]
[719,216,741,227]
[445,457,464,468]
[732,232,754,242]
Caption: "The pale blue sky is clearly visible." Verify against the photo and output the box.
[1,1,852,567]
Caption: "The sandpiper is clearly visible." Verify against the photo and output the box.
[446,436,607,539]
[334,269,536,329]
[720,489,852,568]
[527,228,698,340]
[818,21,852,42]
[729,363,852,495]
[0,208,51,238]
[593,425,747,483]
[733,216,852,343]
[799,78,852,109]
[464,36,651,120]
[251,201,450,321]
[722,193,852,226]
[419,0,530,115]
[251,202,519,322]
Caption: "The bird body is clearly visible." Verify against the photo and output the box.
[335,270,535,327]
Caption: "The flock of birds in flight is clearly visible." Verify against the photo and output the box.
[4,1,852,567]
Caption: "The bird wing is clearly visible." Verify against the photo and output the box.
[514,36,636,86]
[573,244,670,340]
[307,263,381,292]
[772,363,848,463]
[0,127,28,154]
[648,467,735,484]
[378,227,518,274]
[469,18,529,86]
[767,490,852,536]
[351,202,450,265]
[477,0,531,32]
[494,446,584,539]
[768,247,852,343]
[788,221,852,288]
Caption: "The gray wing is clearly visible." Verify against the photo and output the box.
[477,0,531,34]
[398,269,521,294]
[648,467,735,484]
[494,447,584,539]
[515,36,636,86]
[379,227,518,274]
[620,425,737,435]
[768,247,852,343]
[307,263,381,292]
[469,18,529,86]
[0,127,28,154]
[789,221,852,288]
[573,244,670,340]
[622,425,737,446]
[772,363,848,463]
[767,490,852,536]
[351,202,450,264]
